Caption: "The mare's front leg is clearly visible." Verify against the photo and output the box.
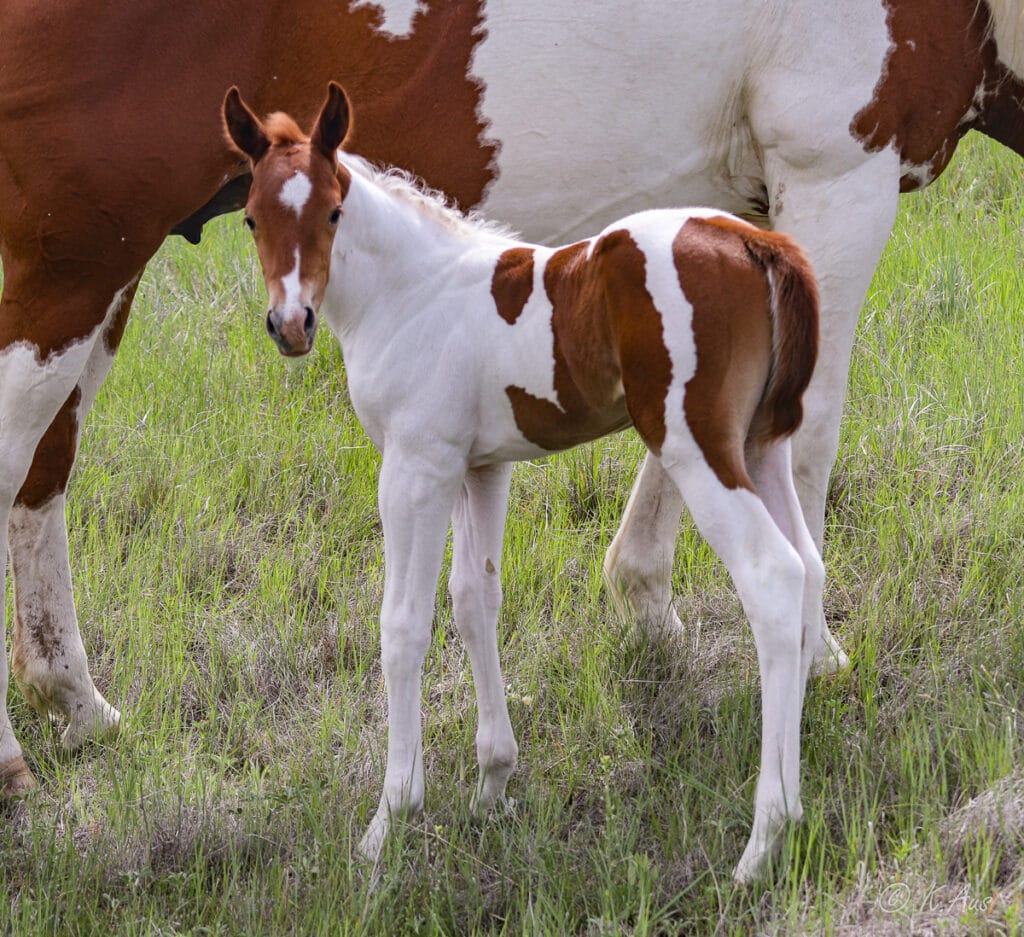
[448,463,518,816]
[9,281,137,751]
[358,448,464,862]
[0,279,132,791]
[757,139,903,673]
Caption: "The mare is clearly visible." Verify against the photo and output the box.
[223,82,822,883]
[2,1,1022,798]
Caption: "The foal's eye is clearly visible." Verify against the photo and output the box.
[243,215,256,232]
[328,207,342,226]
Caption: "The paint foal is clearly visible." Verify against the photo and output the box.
[4,0,1023,801]
[224,85,822,882]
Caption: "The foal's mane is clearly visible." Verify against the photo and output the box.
[261,111,516,240]
[340,154,518,241]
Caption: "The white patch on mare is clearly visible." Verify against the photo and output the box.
[349,0,426,38]
[280,172,313,216]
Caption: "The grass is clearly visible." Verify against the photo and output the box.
[2,133,1024,935]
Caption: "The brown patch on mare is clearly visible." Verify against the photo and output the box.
[673,217,774,492]
[505,241,630,451]
[850,0,1006,189]
[13,280,140,511]
[491,248,535,324]
[0,1,493,359]
[14,388,82,510]
[102,279,139,355]
[974,59,1024,156]
[309,0,496,212]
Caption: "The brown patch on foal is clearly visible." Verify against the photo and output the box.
[673,217,773,492]
[599,230,673,454]
[491,248,535,324]
[850,0,999,189]
[505,241,629,451]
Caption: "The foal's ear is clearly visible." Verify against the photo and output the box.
[311,82,351,163]
[223,87,271,164]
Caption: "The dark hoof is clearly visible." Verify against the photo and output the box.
[1,755,37,796]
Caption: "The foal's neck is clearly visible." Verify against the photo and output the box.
[328,159,519,320]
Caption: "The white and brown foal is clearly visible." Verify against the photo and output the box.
[225,84,824,883]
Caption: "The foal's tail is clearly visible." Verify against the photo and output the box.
[742,229,820,445]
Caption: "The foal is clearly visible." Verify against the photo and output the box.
[224,83,824,883]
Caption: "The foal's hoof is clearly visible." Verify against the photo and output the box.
[357,812,389,864]
[0,756,37,797]
[809,627,851,678]
[810,644,851,677]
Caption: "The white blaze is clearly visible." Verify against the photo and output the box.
[281,248,303,310]
[280,172,313,215]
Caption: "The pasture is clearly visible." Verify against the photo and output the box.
[1,134,1022,935]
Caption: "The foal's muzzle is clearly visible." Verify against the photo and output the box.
[266,305,317,356]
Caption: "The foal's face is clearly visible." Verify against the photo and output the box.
[224,82,352,357]
[244,143,348,356]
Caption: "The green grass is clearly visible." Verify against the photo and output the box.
[3,133,1024,935]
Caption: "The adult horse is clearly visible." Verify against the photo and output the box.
[0,0,1021,797]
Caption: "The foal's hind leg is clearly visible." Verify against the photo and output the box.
[746,439,825,684]
[9,283,136,750]
[449,463,518,817]
[658,453,807,883]
[603,452,685,638]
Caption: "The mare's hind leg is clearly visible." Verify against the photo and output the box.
[9,281,136,750]
[603,452,684,637]
[448,463,518,816]
[657,453,808,883]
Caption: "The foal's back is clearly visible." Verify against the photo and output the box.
[466,208,817,476]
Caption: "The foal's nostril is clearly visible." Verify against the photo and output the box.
[303,306,315,335]
[266,311,278,338]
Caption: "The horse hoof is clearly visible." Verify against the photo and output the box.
[810,644,851,677]
[61,698,122,752]
[1,756,37,797]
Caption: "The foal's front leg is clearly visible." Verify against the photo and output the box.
[449,463,517,816]
[358,449,463,863]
